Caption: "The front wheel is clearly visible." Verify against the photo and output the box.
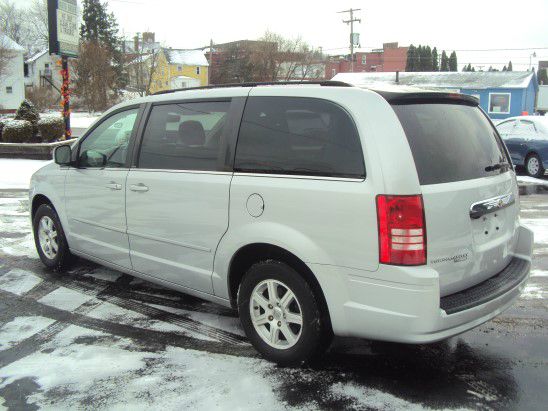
[238,260,331,365]
[525,153,545,178]
[33,204,73,271]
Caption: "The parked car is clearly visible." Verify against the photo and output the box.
[30,82,533,365]
[496,116,548,178]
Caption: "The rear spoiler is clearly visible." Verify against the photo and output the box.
[372,90,480,106]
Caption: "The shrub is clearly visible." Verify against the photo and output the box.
[38,115,65,142]
[2,120,34,143]
[14,99,40,124]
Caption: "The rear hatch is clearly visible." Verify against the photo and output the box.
[391,97,519,296]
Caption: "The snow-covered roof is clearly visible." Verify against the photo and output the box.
[163,48,209,67]
[333,71,536,90]
[0,34,25,52]
[25,49,48,63]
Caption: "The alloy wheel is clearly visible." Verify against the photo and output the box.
[38,216,58,259]
[249,279,303,349]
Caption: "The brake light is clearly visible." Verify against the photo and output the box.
[376,195,426,265]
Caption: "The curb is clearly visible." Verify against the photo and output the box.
[0,140,76,160]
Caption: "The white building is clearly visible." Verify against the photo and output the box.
[0,34,25,112]
[24,49,62,89]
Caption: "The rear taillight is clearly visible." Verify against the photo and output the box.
[376,195,426,266]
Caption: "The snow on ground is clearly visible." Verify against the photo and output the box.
[0,159,50,189]
[0,269,42,296]
[0,317,56,350]
[69,112,101,129]
[516,175,548,186]
[521,218,548,244]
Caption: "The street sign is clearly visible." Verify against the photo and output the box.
[48,0,79,57]
[350,33,360,47]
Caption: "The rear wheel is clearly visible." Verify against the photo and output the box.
[237,260,330,365]
[33,204,73,271]
[525,153,544,178]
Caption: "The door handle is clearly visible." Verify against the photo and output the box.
[130,183,149,192]
[106,182,122,190]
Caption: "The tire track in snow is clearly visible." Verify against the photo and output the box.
[0,288,256,368]
[0,259,247,346]
[2,254,237,317]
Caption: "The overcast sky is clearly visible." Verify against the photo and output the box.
[20,0,548,70]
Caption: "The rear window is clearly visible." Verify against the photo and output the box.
[392,103,510,185]
[234,97,365,178]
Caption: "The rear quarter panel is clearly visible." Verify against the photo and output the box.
[212,87,422,298]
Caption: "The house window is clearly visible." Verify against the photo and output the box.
[177,65,182,71]
[361,55,366,65]
[488,93,511,114]
[6,86,12,94]
[331,69,336,78]
[196,66,200,75]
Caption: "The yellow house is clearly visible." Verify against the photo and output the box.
[149,48,209,94]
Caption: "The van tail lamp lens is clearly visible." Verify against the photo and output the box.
[376,195,426,266]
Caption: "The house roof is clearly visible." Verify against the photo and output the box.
[0,34,25,52]
[333,71,536,90]
[25,49,48,63]
[163,48,209,67]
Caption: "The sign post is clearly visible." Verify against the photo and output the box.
[47,0,79,139]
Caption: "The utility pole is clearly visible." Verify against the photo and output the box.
[338,8,361,72]
[209,38,213,85]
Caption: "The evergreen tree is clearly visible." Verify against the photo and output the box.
[416,45,423,71]
[432,47,439,71]
[406,45,416,72]
[449,51,458,71]
[422,46,433,71]
[502,65,507,71]
[440,51,449,71]
[508,61,513,71]
[79,0,126,93]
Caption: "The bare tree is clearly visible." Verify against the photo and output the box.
[0,0,48,53]
[74,41,117,112]
[126,39,159,96]
[28,0,49,50]
[251,31,325,81]
[0,1,28,48]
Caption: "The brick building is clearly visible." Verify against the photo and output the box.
[326,42,408,79]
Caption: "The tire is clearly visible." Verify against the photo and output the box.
[33,203,73,271]
[525,153,545,178]
[237,260,330,366]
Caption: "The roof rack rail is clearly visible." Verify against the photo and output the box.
[152,80,353,95]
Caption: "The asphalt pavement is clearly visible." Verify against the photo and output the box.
[0,188,546,410]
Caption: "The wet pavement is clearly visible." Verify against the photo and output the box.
[0,188,546,410]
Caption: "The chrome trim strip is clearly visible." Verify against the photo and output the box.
[127,230,211,252]
[233,172,365,182]
[71,217,126,234]
[469,193,515,219]
[130,168,232,176]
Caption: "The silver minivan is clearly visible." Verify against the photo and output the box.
[30,82,533,365]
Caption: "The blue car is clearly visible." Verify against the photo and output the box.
[496,116,548,178]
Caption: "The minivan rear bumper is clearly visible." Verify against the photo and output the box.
[309,224,533,343]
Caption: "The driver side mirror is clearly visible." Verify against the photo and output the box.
[53,145,72,166]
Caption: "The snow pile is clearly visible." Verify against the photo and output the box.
[517,175,548,186]
[0,158,50,189]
